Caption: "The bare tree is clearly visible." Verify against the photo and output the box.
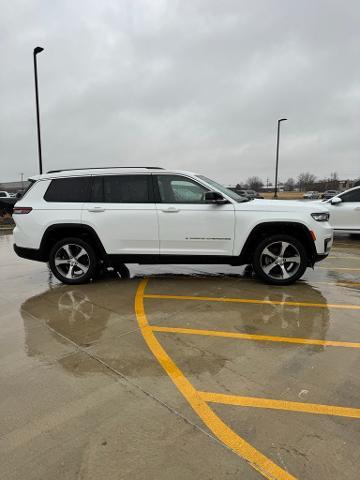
[328,172,339,190]
[247,176,263,191]
[297,172,316,191]
[284,177,295,191]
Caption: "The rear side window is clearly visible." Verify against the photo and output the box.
[21,179,36,198]
[44,177,91,202]
[91,175,150,203]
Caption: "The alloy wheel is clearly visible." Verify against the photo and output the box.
[54,243,90,280]
[260,241,301,281]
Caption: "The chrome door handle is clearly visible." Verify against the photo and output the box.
[161,207,180,213]
[88,207,105,213]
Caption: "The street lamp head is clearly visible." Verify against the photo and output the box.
[279,118,287,122]
[34,46,44,55]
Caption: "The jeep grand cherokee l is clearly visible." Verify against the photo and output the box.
[13,167,333,285]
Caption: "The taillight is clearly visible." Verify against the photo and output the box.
[13,207,32,214]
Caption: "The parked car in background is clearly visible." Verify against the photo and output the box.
[322,190,340,200]
[13,167,333,286]
[0,195,18,215]
[229,189,264,199]
[320,186,360,235]
[0,191,12,198]
[246,189,264,199]
[303,191,320,199]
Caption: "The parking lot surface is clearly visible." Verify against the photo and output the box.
[1,231,359,479]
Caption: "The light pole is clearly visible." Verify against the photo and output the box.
[274,118,287,199]
[33,46,44,174]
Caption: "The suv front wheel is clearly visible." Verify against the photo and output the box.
[252,234,308,285]
[49,237,97,285]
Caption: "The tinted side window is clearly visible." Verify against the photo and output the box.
[21,179,36,198]
[91,176,104,203]
[156,175,209,203]
[91,175,150,203]
[44,177,91,202]
[340,190,360,202]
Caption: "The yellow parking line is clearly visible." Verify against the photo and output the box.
[319,266,360,271]
[144,293,360,310]
[313,281,360,287]
[327,256,360,260]
[200,391,360,419]
[151,325,360,349]
[136,280,296,480]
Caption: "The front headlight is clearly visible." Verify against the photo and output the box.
[311,212,330,222]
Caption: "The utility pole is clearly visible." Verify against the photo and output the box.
[274,118,287,199]
[33,46,44,174]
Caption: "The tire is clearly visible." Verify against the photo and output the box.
[49,237,97,285]
[252,234,308,285]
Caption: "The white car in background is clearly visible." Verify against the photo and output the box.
[303,191,320,199]
[0,191,11,198]
[321,186,360,234]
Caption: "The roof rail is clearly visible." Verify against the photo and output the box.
[47,166,164,173]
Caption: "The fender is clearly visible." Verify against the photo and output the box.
[237,221,317,266]
[40,223,107,259]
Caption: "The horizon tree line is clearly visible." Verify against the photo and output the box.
[234,172,359,192]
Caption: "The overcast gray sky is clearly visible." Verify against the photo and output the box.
[1,0,359,184]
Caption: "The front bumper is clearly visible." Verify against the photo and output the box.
[312,234,333,264]
[314,253,329,263]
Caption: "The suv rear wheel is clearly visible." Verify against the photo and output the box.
[252,234,308,285]
[49,237,97,285]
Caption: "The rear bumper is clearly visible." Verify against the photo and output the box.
[13,244,46,262]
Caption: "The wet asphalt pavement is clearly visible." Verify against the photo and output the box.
[0,231,359,480]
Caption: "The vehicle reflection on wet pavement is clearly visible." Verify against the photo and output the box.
[1,230,359,480]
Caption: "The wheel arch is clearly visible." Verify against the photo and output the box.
[40,223,106,261]
[238,221,317,266]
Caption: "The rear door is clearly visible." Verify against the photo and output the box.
[329,188,360,232]
[154,174,235,256]
[82,174,159,254]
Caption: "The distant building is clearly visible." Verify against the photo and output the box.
[0,181,31,193]
[259,186,284,192]
[338,179,355,190]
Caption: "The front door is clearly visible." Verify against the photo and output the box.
[154,174,235,256]
[82,174,158,254]
[329,189,360,232]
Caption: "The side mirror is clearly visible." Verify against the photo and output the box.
[331,197,342,205]
[204,191,228,204]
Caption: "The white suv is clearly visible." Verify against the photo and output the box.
[13,167,333,285]
[320,185,360,235]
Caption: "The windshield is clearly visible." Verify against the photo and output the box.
[196,175,251,203]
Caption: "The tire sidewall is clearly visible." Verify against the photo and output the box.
[49,237,97,285]
[252,234,308,285]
